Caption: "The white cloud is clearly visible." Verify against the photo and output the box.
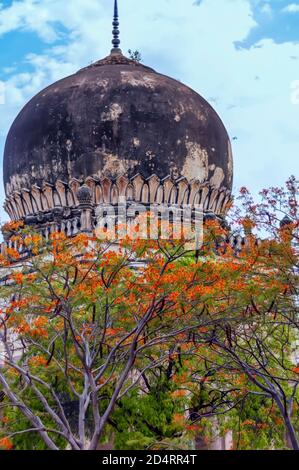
[282,3,299,13]
[260,3,273,17]
[0,0,59,42]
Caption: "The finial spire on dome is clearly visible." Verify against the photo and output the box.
[111,0,122,55]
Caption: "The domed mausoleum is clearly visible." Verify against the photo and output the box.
[3,0,233,235]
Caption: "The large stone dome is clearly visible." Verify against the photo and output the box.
[3,52,233,223]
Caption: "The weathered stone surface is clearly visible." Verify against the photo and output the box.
[3,53,233,200]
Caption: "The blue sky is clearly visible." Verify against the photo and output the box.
[0,0,298,224]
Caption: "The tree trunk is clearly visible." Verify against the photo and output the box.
[284,414,299,450]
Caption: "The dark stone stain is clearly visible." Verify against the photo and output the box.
[3,54,232,195]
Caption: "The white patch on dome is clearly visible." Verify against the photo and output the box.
[174,114,181,122]
[182,142,209,182]
[133,137,140,147]
[210,167,225,189]
[6,173,30,194]
[120,72,157,89]
[174,104,186,116]
[146,150,156,161]
[101,154,138,178]
[194,109,208,124]
[101,103,123,121]
[97,79,109,91]
[66,139,72,152]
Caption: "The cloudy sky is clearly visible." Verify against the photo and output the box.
[0,0,298,224]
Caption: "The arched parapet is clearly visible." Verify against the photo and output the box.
[126,183,134,201]
[116,176,129,199]
[189,180,201,207]
[169,184,178,205]
[21,189,34,215]
[31,186,44,212]
[209,188,221,213]
[55,181,68,207]
[3,173,233,228]
[162,176,174,204]
[177,178,189,206]
[111,184,119,205]
[69,179,81,206]
[85,177,97,204]
[141,183,150,204]
[147,175,160,204]
[100,177,112,203]
[3,199,15,220]
[42,183,55,210]
[95,184,103,204]
[131,174,144,202]
[219,191,232,215]
[9,192,24,220]
[202,185,212,211]
[155,184,164,204]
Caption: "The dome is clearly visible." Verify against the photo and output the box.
[76,184,92,205]
[3,52,233,222]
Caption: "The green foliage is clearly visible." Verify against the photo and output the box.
[2,391,67,450]
[220,394,287,450]
[128,49,142,62]
[111,377,184,450]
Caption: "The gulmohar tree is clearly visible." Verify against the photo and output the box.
[186,177,299,450]
[0,177,298,451]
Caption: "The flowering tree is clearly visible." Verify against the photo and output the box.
[0,177,298,451]
[0,231,221,450]
[182,177,299,449]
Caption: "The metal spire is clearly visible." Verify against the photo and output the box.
[111,0,122,54]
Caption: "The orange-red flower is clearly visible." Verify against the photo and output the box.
[173,414,185,425]
[29,355,48,367]
[0,437,13,450]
